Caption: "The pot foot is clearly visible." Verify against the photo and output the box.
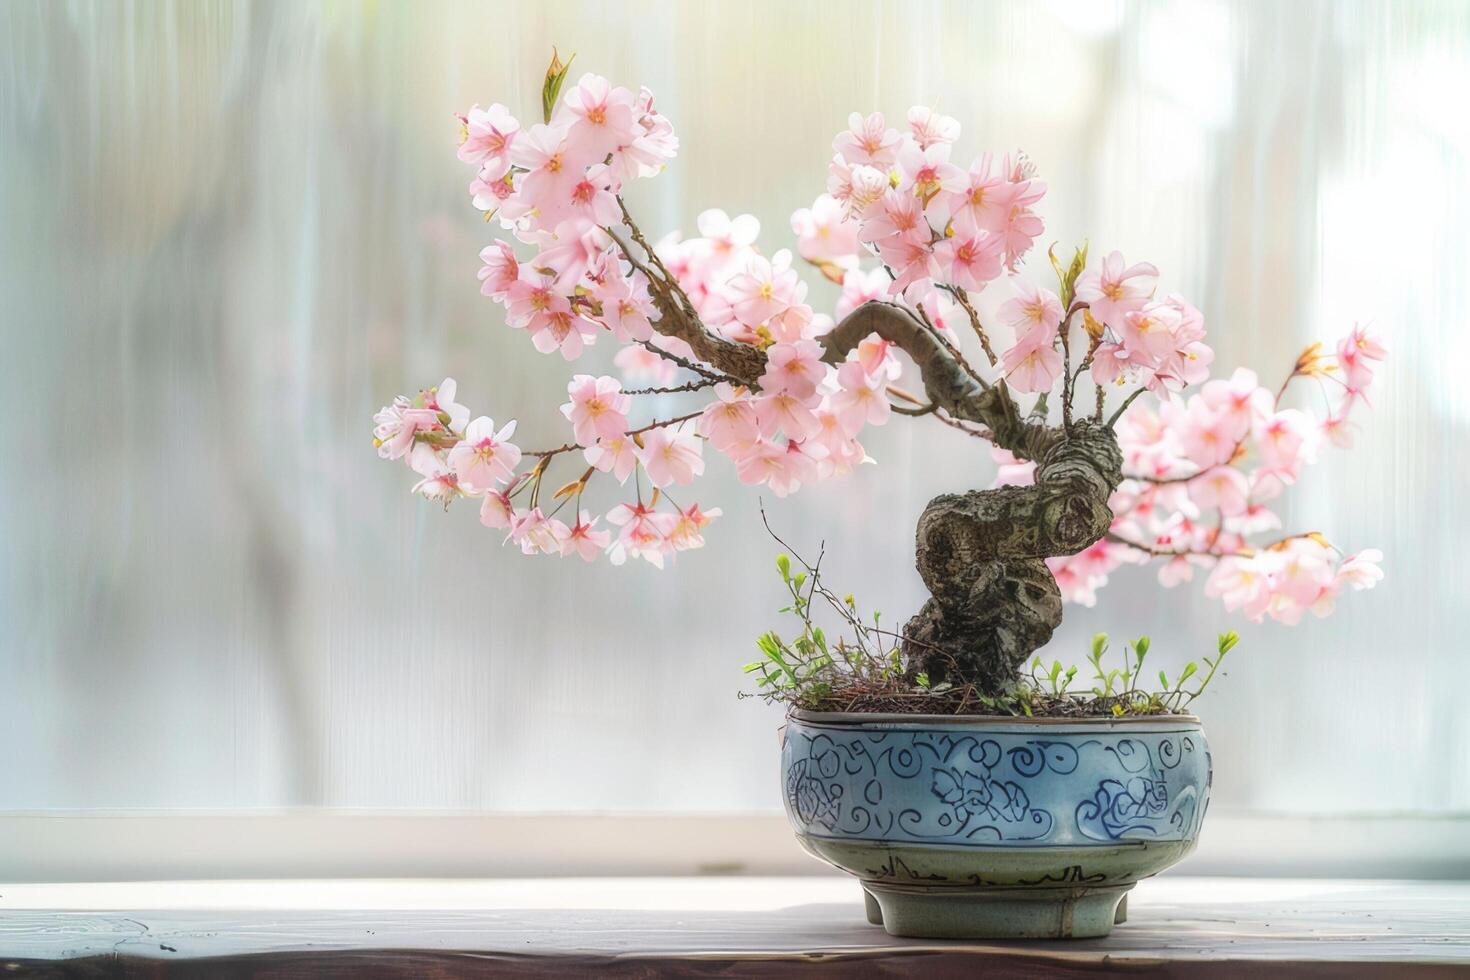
[865,882,1134,940]
[1114,893,1128,924]
[862,887,884,925]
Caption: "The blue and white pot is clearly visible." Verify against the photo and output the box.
[780,710,1211,939]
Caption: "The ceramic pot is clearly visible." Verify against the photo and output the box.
[780,709,1211,939]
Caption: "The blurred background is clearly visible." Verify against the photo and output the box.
[1,0,1465,847]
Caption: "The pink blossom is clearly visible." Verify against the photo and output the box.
[754,389,821,439]
[735,438,818,496]
[696,208,761,276]
[993,179,1046,269]
[1000,331,1063,393]
[478,241,520,300]
[535,221,610,290]
[935,233,1004,292]
[1186,465,1250,517]
[667,502,722,551]
[561,511,611,562]
[896,140,966,201]
[791,194,861,264]
[636,425,704,487]
[837,267,890,320]
[827,156,890,217]
[1178,399,1244,468]
[593,268,656,342]
[448,416,522,491]
[1321,413,1358,449]
[1157,556,1197,588]
[584,434,639,485]
[1335,548,1384,590]
[1346,323,1387,360]
[760,339,827,401]
[874,234,940,294]
[833,111,902,167]
[698,383,761,452]
[860,189,929,242]
[479,489,514,529]
[510,122,587,229]
[606,501,673,567]
[421,378,469,431]
[373,398,440,461]
[946,155,1008,237]
[1075,251,1158,329]
[807,409,868,477]
[1259,541,1336,623]
[727,251,798,327]
[606,85,678,182]
[1200,368,1272,429]
[1254,409,1316,478]
[508,506,569,556]
[1205,555,1271,620]
[528,308,599,360]
[1119,301,1184,362]
[830,360,891,435]
[566,163,622,226]
[856,333,902,380]
[470,168,516,213]
[561,73,639,159]
[906,106,960,149]
[999,278,1064,344]
[1336,324,1386,394]
[409,461,461,504]
[561,375,631,446]
[1089,342,1132,386]
[768,301,820,343]
[504,274,568,327]
[458,103,520,178]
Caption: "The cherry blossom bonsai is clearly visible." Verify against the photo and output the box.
[373,54,1386,938]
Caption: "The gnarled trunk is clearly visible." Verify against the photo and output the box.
[901,421,1123,691]
[628,273,1127,695]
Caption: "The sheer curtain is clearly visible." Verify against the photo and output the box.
[1,0,1464,820]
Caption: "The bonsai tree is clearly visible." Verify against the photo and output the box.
[374,55,1384,702]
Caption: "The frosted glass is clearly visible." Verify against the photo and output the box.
[1,0,1464,815]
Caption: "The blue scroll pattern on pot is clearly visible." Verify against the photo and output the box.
[782,723,1210,848]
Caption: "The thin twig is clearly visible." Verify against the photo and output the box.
[623,377,722,396]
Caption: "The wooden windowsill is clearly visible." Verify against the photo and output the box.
[3,876,1468,976]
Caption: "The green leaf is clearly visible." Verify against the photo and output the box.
[916,671,931,689]
[1179,661,1199,684]
[1218,630,1240,655]
[1049,241,1090,307]
[776,553,791,581]
[1134,636,1151,658]
[1091,632,1108,660]
[1158,670,1169,689]
[541,48,575,124]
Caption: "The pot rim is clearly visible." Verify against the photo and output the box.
[789,707,1201,726]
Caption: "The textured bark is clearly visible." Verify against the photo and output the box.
[902,421,1123,691]
[645,294,1123,693]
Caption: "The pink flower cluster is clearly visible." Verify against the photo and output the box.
[372,59,1385,629]
[463,74,676,360]
[1042,325,1386,620]
[826,109,1043,305]
[1081,252,1215,393]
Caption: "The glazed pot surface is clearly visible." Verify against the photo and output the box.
[780,710,1211,939]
